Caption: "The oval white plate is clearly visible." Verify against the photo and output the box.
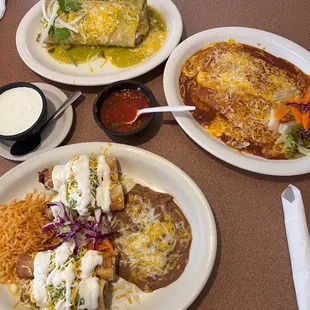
[0,142,217,310]
[164,27,310,176]
[16,0,182,86]
[0,83,73,161]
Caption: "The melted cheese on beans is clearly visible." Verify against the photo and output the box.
[113,195,191,281]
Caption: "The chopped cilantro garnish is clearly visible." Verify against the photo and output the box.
[58,0,81,12]
[55,28,71,40]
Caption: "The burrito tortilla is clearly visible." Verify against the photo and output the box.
[40,0,150,47]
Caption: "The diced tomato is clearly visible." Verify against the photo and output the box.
[97,238,114,253]
[86,238,114,253]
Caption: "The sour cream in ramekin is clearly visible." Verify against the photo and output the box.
[0,87,43,136]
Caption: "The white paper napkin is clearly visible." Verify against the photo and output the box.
[282,185,310,310]
[0,0,6,19]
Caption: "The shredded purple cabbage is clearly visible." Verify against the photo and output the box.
[300,130,310,139]
[46,201,71,221]
[286,101,310,113]
[43,202,112,253]
[42,217,65,232]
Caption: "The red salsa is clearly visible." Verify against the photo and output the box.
[100,89,151,133]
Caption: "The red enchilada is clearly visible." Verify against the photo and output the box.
[179,40,310,159]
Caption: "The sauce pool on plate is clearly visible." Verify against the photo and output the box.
[0,87,43,136]
[100,89,151,133]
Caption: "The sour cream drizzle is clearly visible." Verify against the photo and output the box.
[62,262,75,309]
[46,243,71,286]
[72,155,93,215]
[32,245,104,309]
[33,251,51,307]
[52,164,69,193]
[52,155,113,216]
[52,162,71,215]
[78,278,100,310]
[96,155,111,213]
[52,155,94,216]
[55,299,66,310]
[79,250,103,310]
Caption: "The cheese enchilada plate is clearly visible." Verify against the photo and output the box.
[0,142,216,310]
[16,0,182,86]
[164,27,310,176]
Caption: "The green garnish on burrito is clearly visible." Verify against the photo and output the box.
[39,0,150,47]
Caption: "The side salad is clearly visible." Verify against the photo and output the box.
[274,89,310,159]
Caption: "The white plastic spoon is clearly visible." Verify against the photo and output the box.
[122,106,196,124]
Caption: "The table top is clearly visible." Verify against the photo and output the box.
[1,0,310,309]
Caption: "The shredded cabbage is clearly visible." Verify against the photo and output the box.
[297,144,310,156]
[276,133,310,158]
[278,121,296,134]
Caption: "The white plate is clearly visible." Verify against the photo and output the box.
[0,142,216,310]
[16,0,182,86]
[0,83,73,161]
[164,27,310,176]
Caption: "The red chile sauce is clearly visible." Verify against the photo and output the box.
[100,89,151,133]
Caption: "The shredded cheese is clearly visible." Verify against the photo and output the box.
[113,195,191,283]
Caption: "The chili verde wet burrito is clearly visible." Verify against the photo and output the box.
[39,0,150,47]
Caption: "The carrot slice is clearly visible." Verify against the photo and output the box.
[279,117,291,123]
[86,241,94,250]
[275,102,290,120]
[290,94,303,104]
[299,89,310,129]
[289,94,302,124]
[303,111,310,130]
[86,239,114,253]
[303,89,310,103]
[97,238,114,253]
[290,106,302,124]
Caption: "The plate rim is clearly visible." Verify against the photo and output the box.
[16,0,183,86]
[0,82,73,162]
[0,142,217,310]
[163,26,310,176]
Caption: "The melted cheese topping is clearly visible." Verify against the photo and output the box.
[114,195,191,282]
